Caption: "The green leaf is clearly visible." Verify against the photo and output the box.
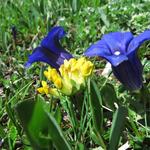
[91,131,103,146]
[101,83,119,111]
[15,96,71,150]
[54,106,62,125]
[45,111,72,150]
[89,80,106,149]
[108,106,128,150]
[16,99,47,149]
[0,124,5,138]
[6,103,22,135]
[90,80,103,133]
[77,143,85,150]
[8,126,18,147]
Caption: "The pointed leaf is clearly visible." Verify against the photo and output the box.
[45,111,72,150]
[90,80,103,133]
[16,97,71,150]
[109,106,128,150]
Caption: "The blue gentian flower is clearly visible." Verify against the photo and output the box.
[25,26,73,69]
[84,30,150,90]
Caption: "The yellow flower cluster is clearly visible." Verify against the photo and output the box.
[37,57,94,96]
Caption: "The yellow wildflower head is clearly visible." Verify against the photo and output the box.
[37,57,94,97]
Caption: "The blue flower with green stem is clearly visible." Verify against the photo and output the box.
[25,26,73,69]
[84,30,150,90]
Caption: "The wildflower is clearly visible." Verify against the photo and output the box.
[38,57,94,96]
[84,30,150,90]
[37,81,59,96]
[25,26,72,69]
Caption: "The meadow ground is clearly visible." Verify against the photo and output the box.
[0,0,150,149]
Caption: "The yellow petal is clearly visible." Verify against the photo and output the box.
[41,81,48,88]
[44,71,51,80]
[78,57,86,65]
[51,69,60,82]
[49,88,59,97]
[81,61,94,76]
[37,87,44,94]
[69,58,77,66]
[64,59,70,68]
[54,78,62,89]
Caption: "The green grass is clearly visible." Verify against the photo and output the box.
[0,0,150,149]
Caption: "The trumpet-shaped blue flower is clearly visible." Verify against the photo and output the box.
[25,26,73,69]
[84,30,150,90]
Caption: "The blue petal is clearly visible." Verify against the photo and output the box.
[25,47,68,69]
[84,39,128,66]
[106,55,128,67]
[127,30,150,54]
[41,26,68,53]
[84,40,111,57]
[102,32,133,54]
[112,54,143,90]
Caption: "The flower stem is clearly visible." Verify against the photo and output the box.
[128,109,140,137]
